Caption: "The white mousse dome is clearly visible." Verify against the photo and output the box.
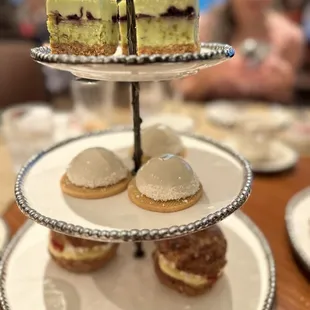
[136,154,200,201]
[142,124,183,157]
[67,147,128,188]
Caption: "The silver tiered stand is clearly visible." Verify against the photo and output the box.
[0,1,277,309]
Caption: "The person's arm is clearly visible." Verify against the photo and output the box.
[172,12,246,101]
[254,55,295,103]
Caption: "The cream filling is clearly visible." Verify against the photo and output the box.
[49,241,112,261]
[158,254,208,287]
[47,0,118,21]
[119,0,199,17]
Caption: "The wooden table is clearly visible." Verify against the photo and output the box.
[3,159,310,310]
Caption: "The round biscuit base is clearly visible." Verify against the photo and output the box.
[60,173,131,199]
[129,148,186,165]
[127,178,203,213]
[153,252,217,297]
[49,244,119,273]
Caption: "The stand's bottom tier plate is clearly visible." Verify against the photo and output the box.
[285,187,310,274]
[0,212,275,310]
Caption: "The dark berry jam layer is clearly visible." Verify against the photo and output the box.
[119,6,196,21]
[52,7,119,25]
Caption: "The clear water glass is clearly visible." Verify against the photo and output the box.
[71,78,114,130]
[2,103,54,174]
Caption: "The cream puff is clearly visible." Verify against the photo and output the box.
[49,231,118,273]
[131,124,185,163]
[61,147,131,199]
[128,154,202,213]
[153,226,227,296]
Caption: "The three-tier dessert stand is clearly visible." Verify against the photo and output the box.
[0,1,276,309]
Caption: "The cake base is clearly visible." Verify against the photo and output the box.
[127,179,203,213]
[122,44,199,55]
[60,173,131,199]
[153,253,218,296]
[49,244,118,273]
[50,43,117,56]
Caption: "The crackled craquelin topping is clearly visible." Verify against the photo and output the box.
[66,147,128,189]
[155,226,227,276]
[136,154,200,201]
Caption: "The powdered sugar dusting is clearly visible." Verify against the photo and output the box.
[136,154,200,201]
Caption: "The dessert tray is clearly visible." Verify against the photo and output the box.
[15,129,252,242]
[0,212,276,310]
[285,187,310,275]
[223,140,298,174]
[30,43,235,82]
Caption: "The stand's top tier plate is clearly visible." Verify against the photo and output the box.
[30,43,234,82]
[15,129,252,242]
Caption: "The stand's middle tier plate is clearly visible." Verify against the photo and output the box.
[15,130,252,242]
[31,43,234,82]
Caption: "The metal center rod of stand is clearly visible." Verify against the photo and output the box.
[126,0,144,258]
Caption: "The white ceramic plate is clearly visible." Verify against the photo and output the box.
[285,187,310,274]
[282,121,310,155]
[30,44,234,82]
[205,101,239,127]
[205,102,293,129]
[223,139,298,174]
[15,129,252,242]
[0,212,276,310]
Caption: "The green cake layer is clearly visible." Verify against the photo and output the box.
[120,17,199,48]
[48,17,119,46]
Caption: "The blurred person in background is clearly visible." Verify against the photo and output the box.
[173,0,305,103]
[14,0,73,98]
[0,0,20,39]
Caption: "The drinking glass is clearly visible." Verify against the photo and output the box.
[71,78,115,130]
[138,82,166,117]
[2,103,54,174]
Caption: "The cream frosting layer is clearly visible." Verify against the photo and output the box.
[47,0,118,21]
[49,241,112,261]
[67,147,128,188]
[118,0,199,17]
[136,154,200,201]
[158,254,208,287]
[141,124,183,157]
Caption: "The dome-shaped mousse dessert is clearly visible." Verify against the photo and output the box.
[132,124,185,163]
[153,225,227,296]
[61,147,131,199]
[128,154,202,213]
[49,231,118,273]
